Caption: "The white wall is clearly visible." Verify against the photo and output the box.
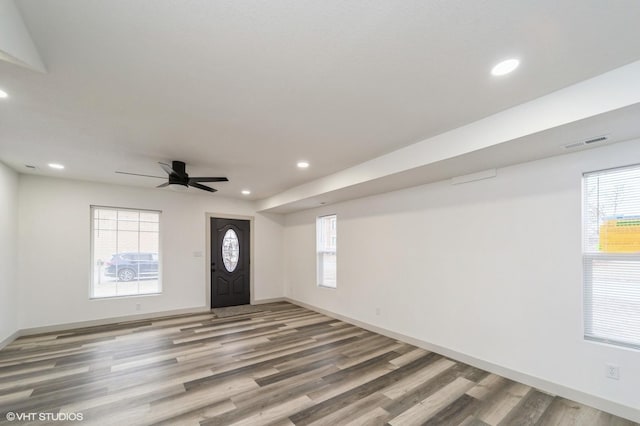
[284,138,640,418]
[0,161,18,344]
[18,175,284,329]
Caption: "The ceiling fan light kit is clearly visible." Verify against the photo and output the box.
[168,183,188,191]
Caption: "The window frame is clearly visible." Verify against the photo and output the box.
[316,214,337,289]
[90,205,162,299]
[582,163,640,350]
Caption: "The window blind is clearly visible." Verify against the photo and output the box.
[583,164,640,349]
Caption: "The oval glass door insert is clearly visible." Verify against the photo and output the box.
[222,229,240,272]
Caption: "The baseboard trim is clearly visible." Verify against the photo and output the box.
[18,306,211,337]
[253,297,286,305]
[0,330,21,350]
[285,297,640,424]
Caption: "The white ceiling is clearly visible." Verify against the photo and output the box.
[1,0,640,206]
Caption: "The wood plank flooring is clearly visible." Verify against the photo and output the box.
[0,302,636,425]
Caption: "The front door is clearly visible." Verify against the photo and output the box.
[211,218,250,308]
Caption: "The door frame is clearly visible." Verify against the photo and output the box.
[205,212,255,309]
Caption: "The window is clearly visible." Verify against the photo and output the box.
[91,206,161,298]
[222,228,240,272]
[317,214,337,288]
[583,164,640,349]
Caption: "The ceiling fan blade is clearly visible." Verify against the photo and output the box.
[190,182,217,193]
[116,171,166,179]
[156,182,170,188]
[159,162,183,177]
[188,177,229,183]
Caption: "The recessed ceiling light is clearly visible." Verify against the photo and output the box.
[241,189,251,195]
[48,163,65,170]
[491,58,520,76]
[297,161,310,169]
[0,89,8,98]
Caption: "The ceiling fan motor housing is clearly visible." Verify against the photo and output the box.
[168,161,189,185]
[171,161,187,176]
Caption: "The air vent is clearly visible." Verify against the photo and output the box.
[584,136,608,144]
[24,164,36,169]
[563,135,609,150]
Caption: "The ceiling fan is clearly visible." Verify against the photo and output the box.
[116,160,228,193]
